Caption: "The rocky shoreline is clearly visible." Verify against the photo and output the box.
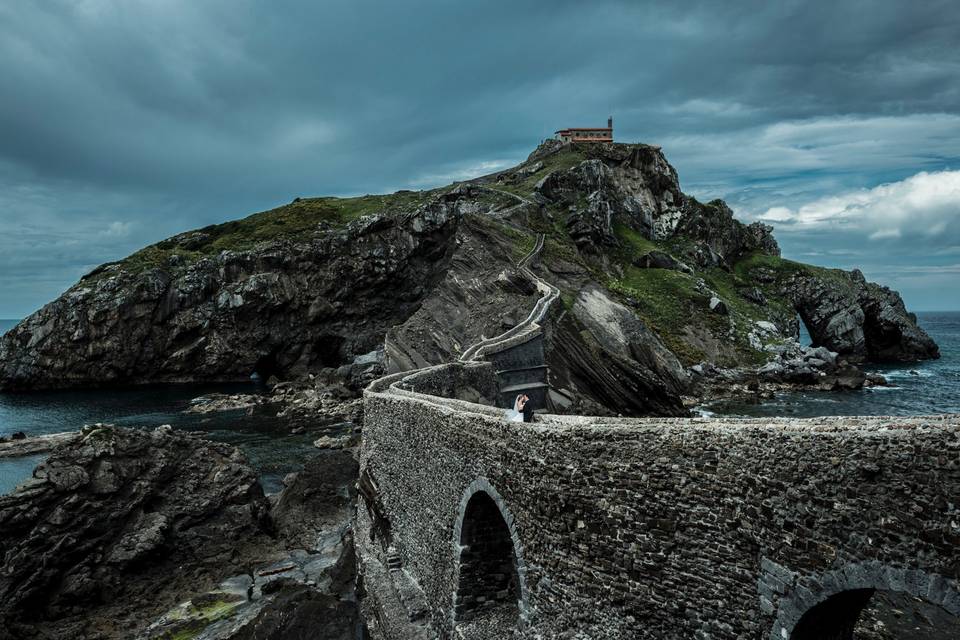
[0,424,362,640]
[0,431,79,458]
[689,338,888,407]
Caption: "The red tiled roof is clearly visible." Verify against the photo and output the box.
[555,127,612,133]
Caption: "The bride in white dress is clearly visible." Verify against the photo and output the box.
[506,394,526,422]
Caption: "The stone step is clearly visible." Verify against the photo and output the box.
[499,382,549,394]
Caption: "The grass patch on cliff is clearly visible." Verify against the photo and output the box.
[609,256,796,367]
[201,190,431,253]
[87,190,435,280]
[614,223,658,256]
[608,267,714,364]
[733,252,856,295]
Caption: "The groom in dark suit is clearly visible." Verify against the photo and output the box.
[521,394,534,423]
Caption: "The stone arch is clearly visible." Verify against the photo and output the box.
[451,478,529,630]
[768,561,960,640]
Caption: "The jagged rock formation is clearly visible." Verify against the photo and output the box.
[788,269,939,362]
[0,426,364,640]
[0,197,461,390]
[0,140,939,413]
[0,425,275,639]
[383,214,541,372]
[271,450,358,549]
[674,198,781,269]
[543,286,688,416]
[385,216,691,416]
[532,143,686,248]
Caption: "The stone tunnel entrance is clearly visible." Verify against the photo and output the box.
[790,588,875,640]
[789,588,960,640]
[454,490,521,631]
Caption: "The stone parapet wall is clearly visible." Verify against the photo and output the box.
[360,374,960,638]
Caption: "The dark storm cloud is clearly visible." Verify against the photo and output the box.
[1,0,959,316]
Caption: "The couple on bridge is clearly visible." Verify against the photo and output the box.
[507,393,534,423]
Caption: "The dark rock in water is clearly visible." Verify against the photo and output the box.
[0,195,462,391]
[858,278,940,362]
[788,269,939,363]
[750,343,870,392]
[0,431,79,458]
[633,250,693,274]
[0,425,274,638]
[10,431,25,441]
[830,363,867,390]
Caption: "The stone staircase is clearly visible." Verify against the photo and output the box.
[459,233,559,411]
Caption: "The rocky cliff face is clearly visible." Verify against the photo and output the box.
[0,195,461,390]
[0,140,939,413]
[673,199,781,269]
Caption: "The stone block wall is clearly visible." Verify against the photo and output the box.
[484,333,549,409]
[360,368,960,639]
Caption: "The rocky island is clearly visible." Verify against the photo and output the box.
[0,140,938,412]
[0,140,946,639]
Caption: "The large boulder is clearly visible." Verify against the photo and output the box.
[858,277,940,361]
[633,251,693,274]
[271,450,358,549]
[0,425,275,638]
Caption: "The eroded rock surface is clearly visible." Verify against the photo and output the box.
[789,269,939,363]
[0,198,461,391]
[533,144,686,247]
[0,425,276,639]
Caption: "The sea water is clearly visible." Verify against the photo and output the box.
[0,319,329,494]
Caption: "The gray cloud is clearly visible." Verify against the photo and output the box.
[1,0,959,316]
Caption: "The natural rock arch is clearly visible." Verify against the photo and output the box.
[768,562,960,640]
[451,478,529,630]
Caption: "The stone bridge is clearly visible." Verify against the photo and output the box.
[357,236,960,639]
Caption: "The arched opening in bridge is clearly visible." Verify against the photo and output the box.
[790,588,960,640]
[454,490,521,627]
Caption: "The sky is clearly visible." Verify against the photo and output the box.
[1,0,959,318]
